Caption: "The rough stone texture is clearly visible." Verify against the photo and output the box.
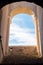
[0,43,3,63]
[8,46,38,57]
[2,55,43,64]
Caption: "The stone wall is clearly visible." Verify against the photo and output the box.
[0,10,3,63]
[8,46,38,57]
[0,43,3,63]
[1,5,9,56]
[0,10,1,34]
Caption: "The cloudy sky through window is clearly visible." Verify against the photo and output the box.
[8,13,37,46]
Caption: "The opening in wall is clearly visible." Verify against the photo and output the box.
[8,7,42,57]
[8,13,37,46]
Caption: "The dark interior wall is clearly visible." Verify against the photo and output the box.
[0,0,43,9]
[0,10,3,63]
[0,10,1,34]
[0,45,3,63]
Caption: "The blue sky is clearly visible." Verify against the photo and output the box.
[8,13,37,46]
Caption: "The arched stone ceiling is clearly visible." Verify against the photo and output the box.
[0,0,43,9]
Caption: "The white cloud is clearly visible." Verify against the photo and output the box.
[9,23,35,33]
[8,23,37,46]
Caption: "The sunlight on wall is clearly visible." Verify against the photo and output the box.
[8,13,37,46]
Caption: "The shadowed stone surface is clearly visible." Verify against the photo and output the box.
[2,46,42,64]
[2,55,43,64]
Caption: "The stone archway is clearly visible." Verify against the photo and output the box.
[8,5,42,57]
[1,1,42,57]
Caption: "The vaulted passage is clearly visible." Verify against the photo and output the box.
[0,1,43,64]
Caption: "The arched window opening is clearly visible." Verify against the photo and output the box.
[8,13,37,46]
[7,7,42,57]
